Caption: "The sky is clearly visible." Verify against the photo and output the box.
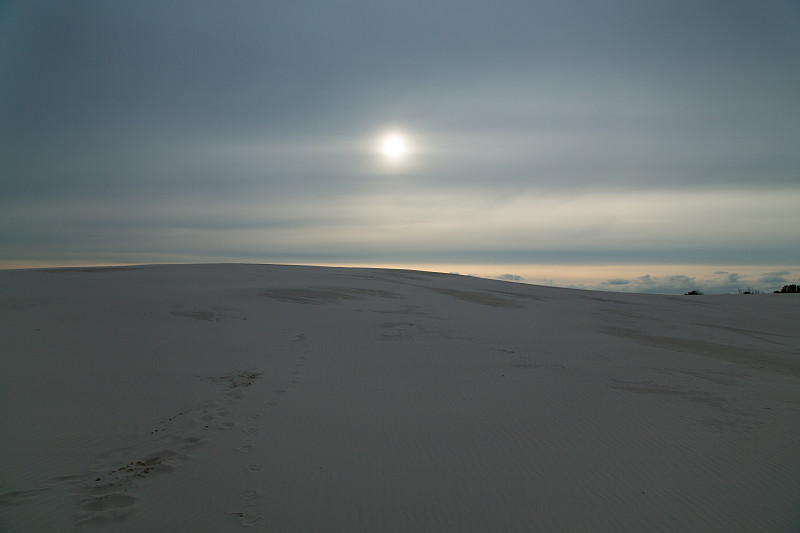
[2,0,799,294]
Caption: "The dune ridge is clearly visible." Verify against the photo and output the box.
[1,264,798,532]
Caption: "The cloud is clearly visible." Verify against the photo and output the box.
[707,270,796,294]
[573,269,798,295]
[760,270,791,283]
[559,273,697,294]
[497,273,524,281]
[592,273,698,294]
[2,1,800,273]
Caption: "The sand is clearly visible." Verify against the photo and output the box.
[1,263,798,532]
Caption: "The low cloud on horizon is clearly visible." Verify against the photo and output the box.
[497,274,525,282]
[591,270,799,295]
[446,266,798,295]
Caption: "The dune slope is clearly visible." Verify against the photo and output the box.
[1,264,798,532]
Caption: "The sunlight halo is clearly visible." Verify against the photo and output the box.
[378,133,409,161]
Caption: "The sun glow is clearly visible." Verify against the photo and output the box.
[379,133,409,160]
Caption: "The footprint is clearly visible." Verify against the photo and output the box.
[48,474,84,486]
[74,491,139,525]
[236,440,254,452]
[179,436,206,449]
[240,489,260,500]
[83,480,133,496]
[92,446,136,470]
[0,488,47,505]
[73,506,136,526]
[191,405,225,428]
[58,369,270,526]
[78,492,138,512]
[226,390,244,401]
[232,504,262,527]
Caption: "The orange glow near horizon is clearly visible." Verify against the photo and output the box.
[1,259,795,294]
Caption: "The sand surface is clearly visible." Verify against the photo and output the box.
[1,264,798,532]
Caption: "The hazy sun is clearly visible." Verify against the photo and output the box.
[379,133,409,160]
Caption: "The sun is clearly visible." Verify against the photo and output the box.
[379,133,409,160]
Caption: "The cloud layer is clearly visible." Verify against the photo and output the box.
[1,1,799,284]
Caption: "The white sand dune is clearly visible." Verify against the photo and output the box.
[1,263,798,532]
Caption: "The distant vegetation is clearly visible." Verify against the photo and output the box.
[684,285,799,295]
[774,284,800,293]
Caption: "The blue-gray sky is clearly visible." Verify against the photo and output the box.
[2,0,799,293]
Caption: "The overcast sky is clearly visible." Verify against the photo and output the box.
[2,0,799,292]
